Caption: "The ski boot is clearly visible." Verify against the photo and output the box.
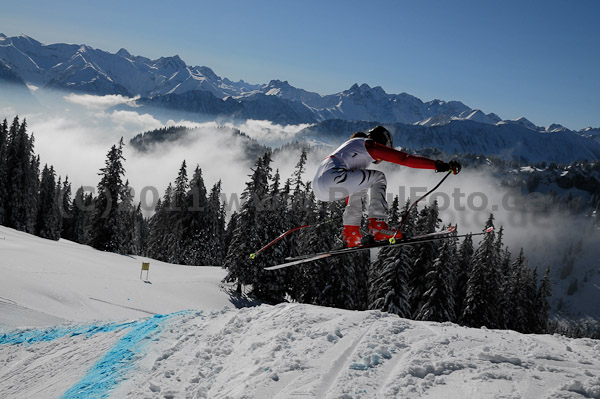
[368,218,401,242]
[342,225,363,248]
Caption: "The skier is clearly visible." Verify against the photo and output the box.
[312,126,461,247]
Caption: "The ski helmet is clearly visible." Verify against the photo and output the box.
[368,126,393,148]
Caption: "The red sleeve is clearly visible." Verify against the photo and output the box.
[365,140,437,170]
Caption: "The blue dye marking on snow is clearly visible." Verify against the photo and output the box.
[349,362,368,371]
[0,321,135,345]
[61,311,190,399]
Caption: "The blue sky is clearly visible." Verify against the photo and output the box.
[1,0,599,130]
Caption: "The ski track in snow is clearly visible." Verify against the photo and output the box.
[0,311,188,398]
[2,303,600,398]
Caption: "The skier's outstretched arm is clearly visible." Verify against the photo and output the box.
[365,140,461,173]
[365,140,435,169]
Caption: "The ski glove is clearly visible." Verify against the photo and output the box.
[435,160,461,174]
[449,160,461,175]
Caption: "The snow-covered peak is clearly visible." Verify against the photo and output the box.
[16,34,42,47]
[267,79,292,88]
[581,127,600,135]
[459,109,502,125]
[545,123,568,133]
[155,55,187,71]
[264,79,292,95]
[344,83,387,97]
[195,66,219,80]
[510,117,539,131]
[116,48,132,58]
[414,114,454,126]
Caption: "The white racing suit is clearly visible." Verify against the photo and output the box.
[312,138,387,226]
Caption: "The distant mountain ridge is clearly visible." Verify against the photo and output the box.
[1,33,600,162]
[298,119,600,164]
[0,32,571,129]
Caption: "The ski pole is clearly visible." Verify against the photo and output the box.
[391,170,453,244]
[250,218,338,259]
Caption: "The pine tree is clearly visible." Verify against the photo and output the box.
[58,176,72,238]
[535,267,552,333]
[506,248,528,332]
[181,165,210,265]
[224,211,239,254]
[523,267,539,333]
[67,186,92,244]
[205,180,226,265]
[5,117,39,233]
[173,160,189,212]
[297,198,368,311]
[90,138,126,253]
[389,195,401,226]
[223,152,286,301]
[409,201,441,317]
[288,149,314,257]
[368,199,414,317]
[118,180,138,255]
[35,165,61,240]
[0,118,8,225]
[497,246,512,329]
[167,161,190,264]
[124,202,146,256]
[461,214,498,328]
[147,184,174,261]
[293,192,328,305]
[368,245,411,317]
[454,234,474,319]
[416,237,456,322]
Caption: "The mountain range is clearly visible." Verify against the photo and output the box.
[1,33,600,162]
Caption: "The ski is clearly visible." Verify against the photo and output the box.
[265,226,493,270]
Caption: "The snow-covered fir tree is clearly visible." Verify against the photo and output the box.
[298,197,369,310]
[147,184,174,261]
[35,164,61,240]
[461,214,498,328]
[0,118,8,225]
[90,138,127,253]
[368,198,415,318]
[497,244,512,329]
[223,152,287,302]
[118,180,146,256]
[506,248,529,332]
[58,176,72,239]
[224,211,239,253]
[454,233,474,319]
[64,186,92,244]
[536,267,552,333]
[4,117,39,233]
[204,180,227,265]
[409,201,441,318]
[294,199,335,305]
[416,235,457,322]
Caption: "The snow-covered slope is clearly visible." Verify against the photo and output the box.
[0,226,233,327]
[1,226,600,398]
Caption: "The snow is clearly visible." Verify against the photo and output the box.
[1,225,600,398]
[0,226,232,326]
